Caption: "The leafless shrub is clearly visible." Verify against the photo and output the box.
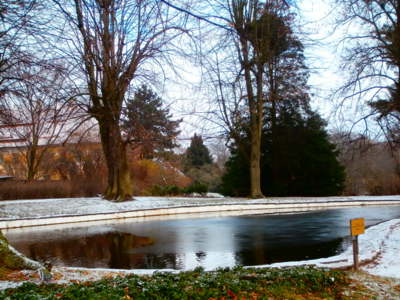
[0,179,105,200]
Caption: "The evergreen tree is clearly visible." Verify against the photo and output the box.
[221,18,345,197]
[263,111,345,196]
[221,111,346,197]
[122,85,181,158]
[184,134,213,168]
[221,146,250,196]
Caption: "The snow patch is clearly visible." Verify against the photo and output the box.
[0,281,24,290]
[250,218,400,278]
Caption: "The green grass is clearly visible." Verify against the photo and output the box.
[0,266,350,300]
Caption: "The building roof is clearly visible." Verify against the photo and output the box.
[0,120,99,149]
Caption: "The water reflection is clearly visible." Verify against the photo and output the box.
[18,232,154,269]
[6,205,400,270]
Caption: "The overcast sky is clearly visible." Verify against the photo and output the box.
[159,0,383,149]
[164,1,339,145]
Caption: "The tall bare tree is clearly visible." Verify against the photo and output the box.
[199,0,291,198]
[51,0,187,201]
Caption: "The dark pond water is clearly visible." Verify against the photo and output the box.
[6,205,400,270]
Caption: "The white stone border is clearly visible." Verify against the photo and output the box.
[2,200,400,229]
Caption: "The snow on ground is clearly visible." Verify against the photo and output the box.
[252,218,400,274]
[1,195,400,220]
[363,221,400,278]
[1,217,400,290]
[0,281,24,290]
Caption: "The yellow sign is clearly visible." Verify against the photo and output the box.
[350,218,365,236]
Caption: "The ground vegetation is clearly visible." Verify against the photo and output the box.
[0,266,349,299]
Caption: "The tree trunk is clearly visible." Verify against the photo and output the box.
[269,63,278,193]
[238,35,265,199]
[26,137,39,181]
[249,75,265,198]
[0,231,42,270]
[250,127,264,198]
[26,146,36,181]
[98,118,133,202]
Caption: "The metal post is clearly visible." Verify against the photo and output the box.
[352,235,359,270]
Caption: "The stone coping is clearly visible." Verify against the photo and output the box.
[2,199,400,230]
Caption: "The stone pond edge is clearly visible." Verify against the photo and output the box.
[2,199,400,230]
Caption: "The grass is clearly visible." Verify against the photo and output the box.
[0,266,352,300]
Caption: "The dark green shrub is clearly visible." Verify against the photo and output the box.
[149,184,182,196]
[183,182,208,195]
[149,184,164,196]
[164,185,181,195]
[148,183,209,196]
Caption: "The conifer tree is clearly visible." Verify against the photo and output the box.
[221,7,345,197]
[221,111,346,196]
[184,134,213,168]
[122,85,181,158]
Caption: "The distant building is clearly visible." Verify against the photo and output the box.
[0,123,32,150]
[0,175,14,181]
[0,118,100,178]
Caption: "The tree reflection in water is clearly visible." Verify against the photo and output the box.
[22,232,156,269]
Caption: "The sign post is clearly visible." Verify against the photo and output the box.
[350,218,365,270]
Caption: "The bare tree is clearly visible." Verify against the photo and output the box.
[0,1,59,269]
[50,0,188,201]
[335,0,400,144]
[198,0,291,198]
[0,1,50,99]
[332,132,400,195]
[0,64,80,180]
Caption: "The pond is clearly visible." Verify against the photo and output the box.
[5,205,400,270]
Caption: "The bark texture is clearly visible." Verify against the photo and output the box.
[98,118,133,201]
